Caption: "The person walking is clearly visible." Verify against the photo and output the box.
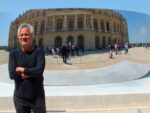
[62,44,68,63]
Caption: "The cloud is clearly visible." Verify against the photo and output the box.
[0,39,7,46]
[134,26,148,39]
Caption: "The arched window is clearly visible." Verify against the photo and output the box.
[67,36,74,45]
[57,19,63,30]
[68,18,74,30]
[40,21,45,34]
[106,21,110,32]
[86,15,91,29]
[48,18,53,30]
[77,35,84,49]
[55,36,62,48]
[34,22,38,35]
[100,20,105,32]
[93,19,98,30]
[102,37,106,48]
[78,18,83,29]
[95,37,99,49]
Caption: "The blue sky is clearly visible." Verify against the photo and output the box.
[118,10,150,43]
[0,0,150,46]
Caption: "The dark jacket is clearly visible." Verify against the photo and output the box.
[8,46,45,100]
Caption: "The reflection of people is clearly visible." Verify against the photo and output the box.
[124,43,129,54]
[108,44,113,58]
[62,44,67,63]
[8,23,46,113]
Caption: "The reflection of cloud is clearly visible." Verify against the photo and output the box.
[134,26,148,38]
[0,39,7,46]
[0,39,2,46]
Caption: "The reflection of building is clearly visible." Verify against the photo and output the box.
[8,8,128,50]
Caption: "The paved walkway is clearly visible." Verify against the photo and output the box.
[1,47,150,70]
[0,47,150,112]
[0,60,150,97]
[0,47,150,96]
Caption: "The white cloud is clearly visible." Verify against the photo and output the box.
[134,26,148,39]
[0,39,7,46]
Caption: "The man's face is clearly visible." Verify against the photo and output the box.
[18,27,33,46]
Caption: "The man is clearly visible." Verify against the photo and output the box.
[124,42,129,54]
[61,44,67,63]
[8,23,46,113]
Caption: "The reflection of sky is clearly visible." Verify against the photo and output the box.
[1,10,150,45]
[0,13,10,46]
[118,10,150,43]
[1,0,150,46]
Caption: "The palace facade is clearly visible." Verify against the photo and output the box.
[8,8,128,50]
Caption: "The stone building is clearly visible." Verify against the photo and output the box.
[8,8,128,50]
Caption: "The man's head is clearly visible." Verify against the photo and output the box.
[17,23,34,47]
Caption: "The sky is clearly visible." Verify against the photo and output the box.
[0,0,150,46]
[118,10,150,43]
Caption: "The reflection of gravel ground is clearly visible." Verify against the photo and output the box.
[1,47,150,70]
[43,61,150,85]
[0,60,150,97]
[1,61,150,85]
[0,48,150,112]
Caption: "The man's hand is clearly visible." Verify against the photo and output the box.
[16,67,25,73]
[21,74,31,79]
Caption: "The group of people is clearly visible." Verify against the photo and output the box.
[45,45,80,56]
[144,44,150,50]
[44,44,80,63]
[108,42,129,58]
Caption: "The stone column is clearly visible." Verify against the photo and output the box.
[74,15,78,30]
[84,14,86,30]
[104,21,107,32]
[98,19,101,32]
[37,21,41,34]
[36,21,40,35]
[110,21,113,33]
[64,15,67,30]
[52,16,55,31]
[91,15,94,30]
[45,16,48,32]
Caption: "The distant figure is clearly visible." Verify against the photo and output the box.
[124,43,129,54]
[48,45,52,55]
[8,23,46,113]
[51,47,56,57]
[75,45,79,56]
[114,43,118,55]
[62,45,68,63]
[145,44,149,50]
[58,47,62,57]
[117,44,121,54]
[108,44,114,58]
